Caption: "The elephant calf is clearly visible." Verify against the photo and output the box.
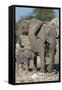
[16,49,36,73]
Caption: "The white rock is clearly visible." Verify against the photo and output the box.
[32,73,37,79]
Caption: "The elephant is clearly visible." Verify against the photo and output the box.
[16,18,57,73]
[28,19,57,73]
[16,49,36,73]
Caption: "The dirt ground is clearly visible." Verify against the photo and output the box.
[15,58,59,83]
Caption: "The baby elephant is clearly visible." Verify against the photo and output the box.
[16,49,36,73]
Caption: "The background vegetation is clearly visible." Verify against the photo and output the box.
[16,8,55,29]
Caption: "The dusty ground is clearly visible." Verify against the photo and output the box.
[15,61,59,83]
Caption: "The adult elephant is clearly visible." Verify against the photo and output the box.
[28,19,57,73]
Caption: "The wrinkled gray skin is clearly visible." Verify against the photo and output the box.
[29,20,56,72]
[16,18,57,73]
[16,49,36,71]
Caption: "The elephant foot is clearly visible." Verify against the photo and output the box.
[47,67,53,73]
[47,68,57,73]
[46,62,54,73]
[40,69,46,73]
[47,69,53,73]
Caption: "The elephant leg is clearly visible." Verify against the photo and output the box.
[29,59,35,70]
[47,38,56,72]
[16,63,19,76]
[47,29,56,72]
[24,61,28,71]
[47,48,55,72]
[39,46,46,73]
[16,63,22,76]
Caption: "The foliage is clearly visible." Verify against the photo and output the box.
[33,8,55,21]
[16,8,55,30]
[18,15,33,23]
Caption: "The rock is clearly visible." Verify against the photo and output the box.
[32,73,37,79]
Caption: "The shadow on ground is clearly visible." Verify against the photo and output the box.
[53,64,60,71]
